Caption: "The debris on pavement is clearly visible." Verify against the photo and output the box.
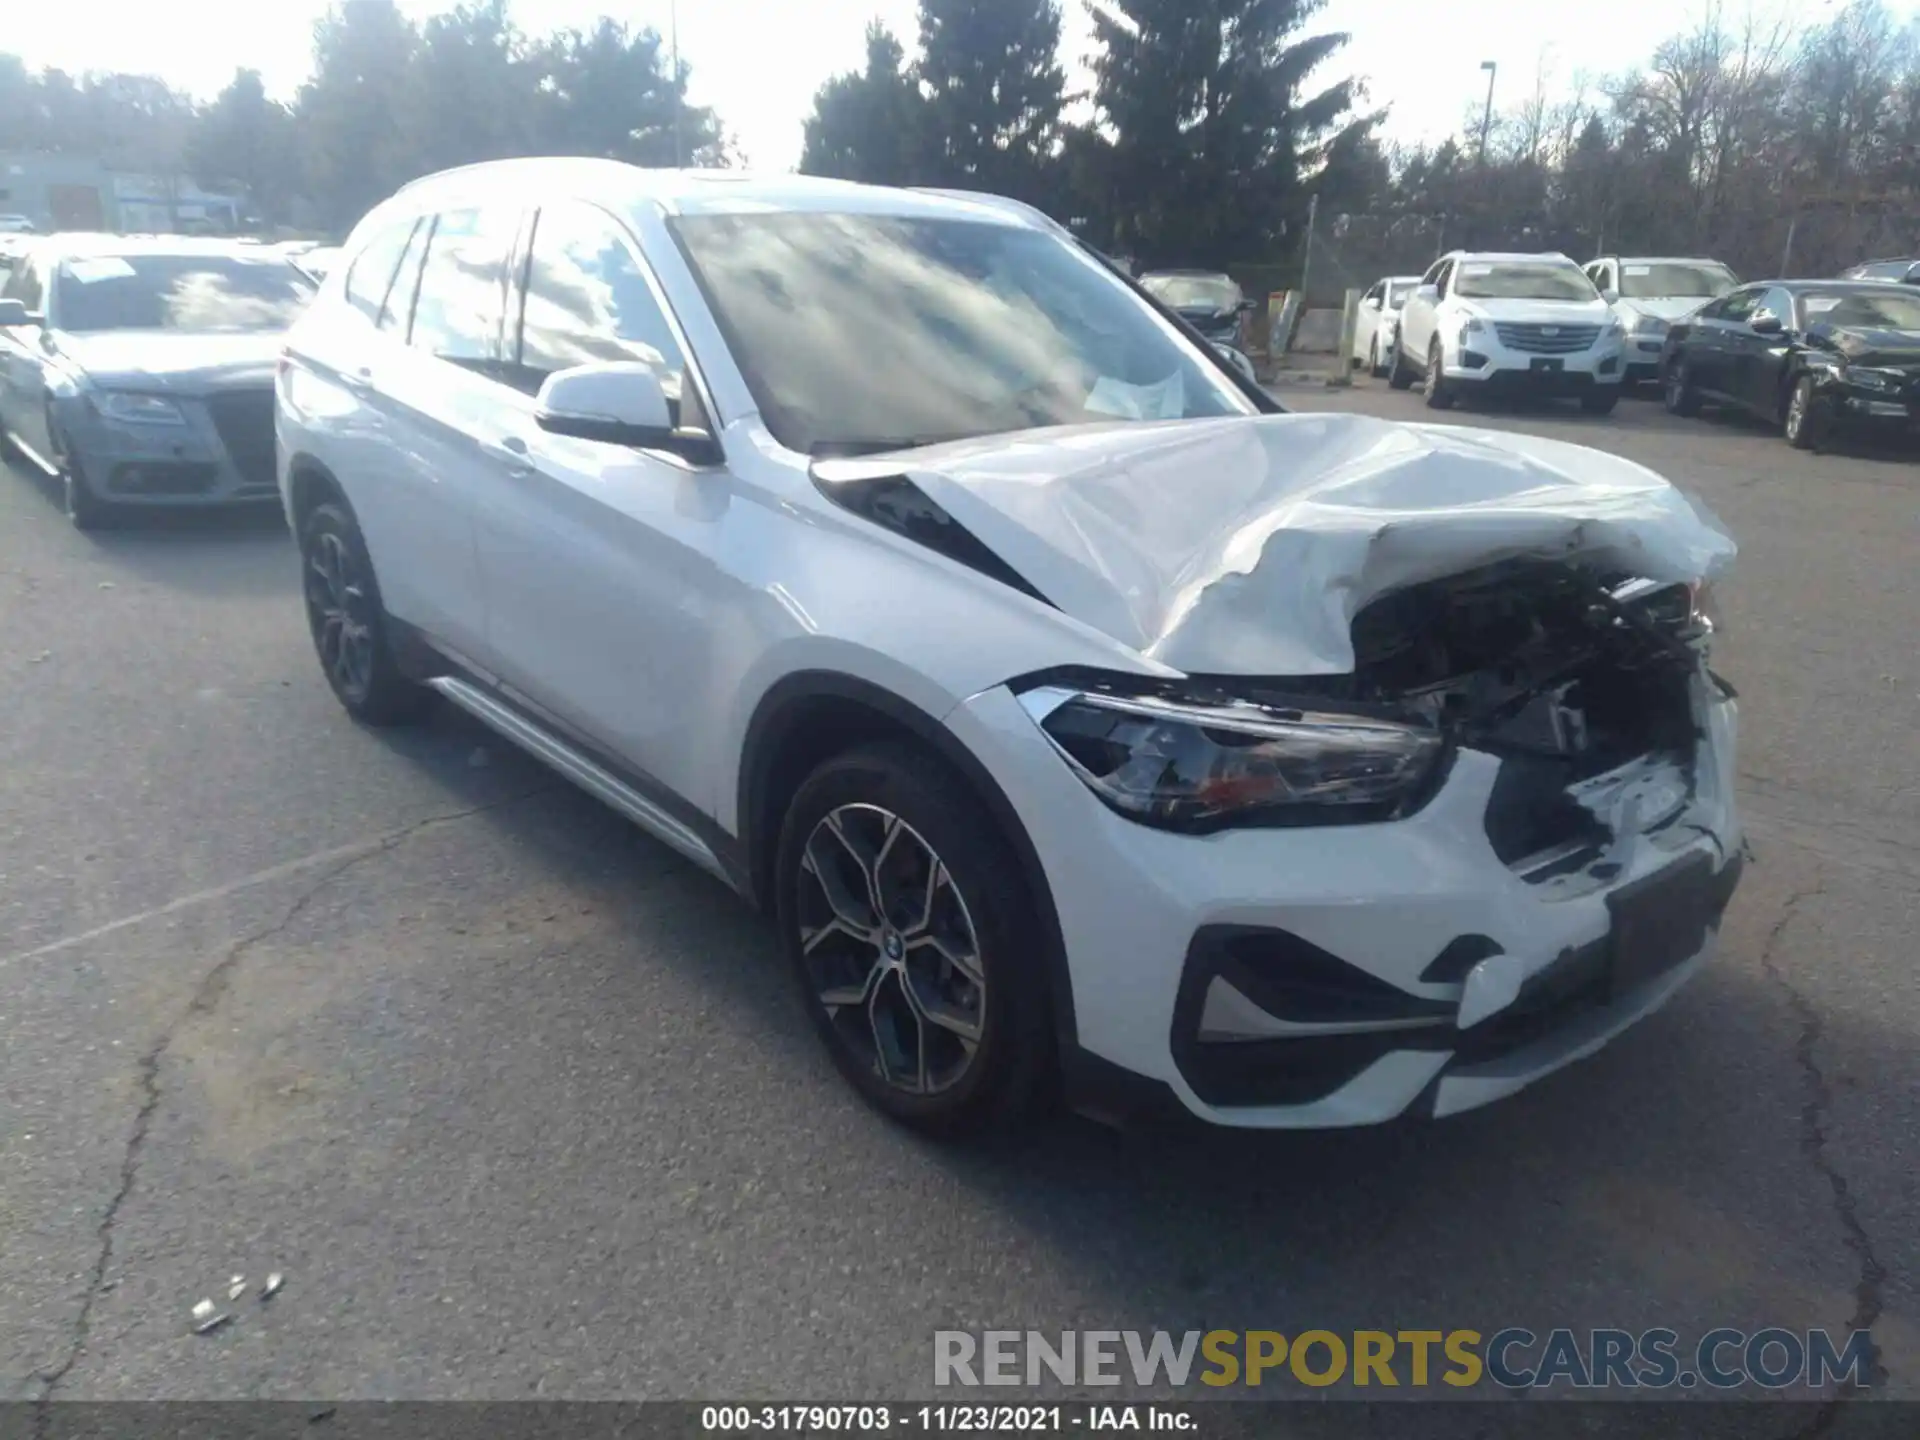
[193,1311,234,1336]
[262,1272,285,1301]
[228,1275,248,1300]
[190,1299,215,1322]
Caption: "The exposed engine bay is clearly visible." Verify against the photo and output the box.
[1153,559,1727,876]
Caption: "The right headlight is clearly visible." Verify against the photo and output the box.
[1019,685,1445,832]
[1631,313,1670,337]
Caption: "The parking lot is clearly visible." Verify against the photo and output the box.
[1,383,1916,1407]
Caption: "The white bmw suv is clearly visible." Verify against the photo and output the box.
[1393,251,1627,414]
[278,162,1744,1136]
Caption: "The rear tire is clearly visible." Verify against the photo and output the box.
[1386,338,1414,390]
[1664,357,1702,417]
[298,499,433,726]
[1581,388,1620,416]
[1367,337,1385,379]
[774,741,1052,1138]
[1423,340,1454,409]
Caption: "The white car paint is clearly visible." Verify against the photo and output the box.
[278,161,1743,1130]
[1398,251,1626,396]
[1351,275,1419,373]
[1585,255,1738,382]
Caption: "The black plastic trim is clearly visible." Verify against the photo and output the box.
[738,669,1077,1053]
[811,471,1051,607]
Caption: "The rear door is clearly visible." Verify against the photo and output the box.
[364,206,522,658]
[1686,286,1761,398]
[469,199,729,805]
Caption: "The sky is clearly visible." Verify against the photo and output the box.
[0,0,1884,172]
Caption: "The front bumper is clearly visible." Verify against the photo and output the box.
[953,674,1742,1129]
[54,387,280,507]
[1440,333,1626,392]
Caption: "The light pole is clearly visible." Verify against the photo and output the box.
[1477,60,1497,167]
[671,0,685,168]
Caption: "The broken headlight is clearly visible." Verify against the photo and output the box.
[1019,686,1445,831]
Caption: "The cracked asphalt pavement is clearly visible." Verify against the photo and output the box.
[1,389,1915,1413]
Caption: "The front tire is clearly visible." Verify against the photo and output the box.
[1386,338,1414,390]
[298,499,433,726]
[1367,337,1385,379]
[1782,375,1819,450]
[1423,340,1454,409]
[775,741,1052,1137]
[50,420,115,531]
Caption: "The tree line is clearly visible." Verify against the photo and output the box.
[0,0,1916,289]
[0,0,723,234]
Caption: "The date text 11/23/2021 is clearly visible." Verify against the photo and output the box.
[701,1407,1191,1432]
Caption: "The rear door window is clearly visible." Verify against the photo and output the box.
[409,207,520,377]
[344,219,418,323]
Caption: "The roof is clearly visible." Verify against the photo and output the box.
[1773,279,1917,292]
[1595,255,1734,266]
[1445,250,1579,264]
[389,159,1050,227]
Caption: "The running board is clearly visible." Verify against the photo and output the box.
[427,675,729,883]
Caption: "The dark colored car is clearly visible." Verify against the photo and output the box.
[1660,280,1920,449]
[1838,257,1920,285]
[0,236,315,527]
[1138,270,1254,348]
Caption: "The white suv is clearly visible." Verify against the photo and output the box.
[1584,256,1738,387]
[1393,251,1627,414]
[277,162,1744,1136]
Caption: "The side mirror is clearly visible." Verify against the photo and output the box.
[1414,284,1439,303]
[534,362,717,462]
[1601,288,1620,304]
[1236,297,1258,314]
[1212,342,1256,383]
[0,298,32,327]
[1750,313,1783,336]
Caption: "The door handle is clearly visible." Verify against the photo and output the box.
[486,434,533,475]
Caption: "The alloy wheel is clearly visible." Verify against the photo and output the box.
[1785,382,1806,442]
[795,803,985,1096]
[305,529,375,700]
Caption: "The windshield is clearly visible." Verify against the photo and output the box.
[53,253,315,333]
[1140,273,1242,313]
[1454,262,1596,302]
[1619,262,1736,300]
[672,213,1255,455]
[1801,289,1920,331]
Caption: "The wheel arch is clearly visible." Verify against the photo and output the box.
[284,452,348,532]
[738,670,1077,1052]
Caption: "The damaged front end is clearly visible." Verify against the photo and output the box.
[1336,559,1729,883]
[1022,558,1729,884]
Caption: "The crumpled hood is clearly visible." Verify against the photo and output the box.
[818,413,1735,676]
[51,331,281,393]
[1822,325,1920,364]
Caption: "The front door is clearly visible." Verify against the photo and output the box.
[471,199,730,809]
